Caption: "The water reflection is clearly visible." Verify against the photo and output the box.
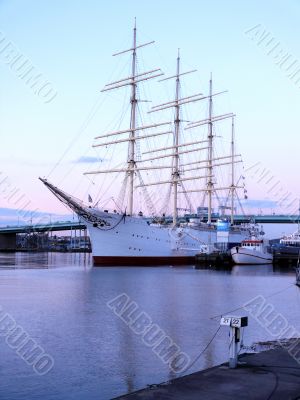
[231,264,274,275]
[0,251,92,269]
[0,252,50,269]
[0,253,298,400]
[195,262,295,276]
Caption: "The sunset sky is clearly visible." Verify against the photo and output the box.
[0,0,299,225]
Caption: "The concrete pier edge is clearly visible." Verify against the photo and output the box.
[113,338,300,400]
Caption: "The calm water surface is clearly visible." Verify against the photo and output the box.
[0,252,299,400]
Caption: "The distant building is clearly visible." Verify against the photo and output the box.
[16,233,91,252]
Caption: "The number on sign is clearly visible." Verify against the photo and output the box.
[220,317,231,326]
[231,318,241,327]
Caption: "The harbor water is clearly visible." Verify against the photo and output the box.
[0,247,299,400]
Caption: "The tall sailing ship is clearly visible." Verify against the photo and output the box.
[40,23,249,266]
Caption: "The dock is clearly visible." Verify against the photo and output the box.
[272,251,300,266]
[195,252,233,268]
[195,250,300,268]
[114,342,300,399]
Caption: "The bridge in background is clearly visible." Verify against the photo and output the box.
[0,214,299,236]
[0,221,87,250]
[0,221,86,234]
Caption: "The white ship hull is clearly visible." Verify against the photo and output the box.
[85,210,248,266]
[85,211,216,265]
[38,179,249,266]
[230,247,273,265]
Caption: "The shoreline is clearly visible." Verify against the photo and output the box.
[114,339,300,399]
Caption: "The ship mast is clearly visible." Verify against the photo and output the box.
[86,21,170,216]
[173,50,181,226]
[230,116,235,224]
[207,74,214,224]
[183,80,244,207]
[128,21,138,216]
[141,55,207,224]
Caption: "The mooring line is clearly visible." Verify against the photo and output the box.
[210,283,295,321]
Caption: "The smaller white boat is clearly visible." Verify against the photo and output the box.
[231,226,273,265]
[279,202,300,255]
[279,230,300,255]
[280,230,300,246]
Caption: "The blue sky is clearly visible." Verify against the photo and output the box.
[0,0,299,222]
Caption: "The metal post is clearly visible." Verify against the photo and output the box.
[229,326,239,368]
[220,316,248,369]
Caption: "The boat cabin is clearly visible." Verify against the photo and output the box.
[241,239,263,249]
[280,231,300,246]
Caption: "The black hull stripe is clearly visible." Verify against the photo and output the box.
[93,255,196,266]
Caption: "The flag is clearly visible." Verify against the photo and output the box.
[88,194,93,203]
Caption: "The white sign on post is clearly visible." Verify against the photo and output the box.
[220,316,248,328]
[220,316,231,326]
